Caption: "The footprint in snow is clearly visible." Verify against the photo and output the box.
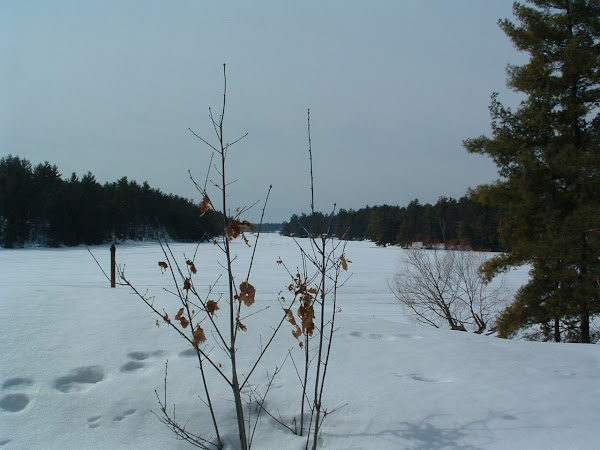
[113,408,137,422]
[0,376,35,413]
[120,350,164,372]
[408,373,438,383]
[0,394,30,413]
[2,377,34,390]
[87,415,102,429]
[350,331,417,342]
[0,439,12,446]
[392,373,452,383]
[86,408,137,428]
[179,348,198,358]
[53,366,105,393]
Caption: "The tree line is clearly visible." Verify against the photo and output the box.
[281,195,503,250]
[0,155,221,248]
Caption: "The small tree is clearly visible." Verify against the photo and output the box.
[392,249,509,333]
[276,110,350,449]
[118,66,282,449]
[109,68,345,450]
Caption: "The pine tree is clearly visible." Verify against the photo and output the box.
[464,0,600,342]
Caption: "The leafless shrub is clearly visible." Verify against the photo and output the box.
[391,249,509,333]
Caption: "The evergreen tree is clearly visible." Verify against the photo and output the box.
[0,155,34,247]
[464,0,600,342]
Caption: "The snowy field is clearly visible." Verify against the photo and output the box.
[1,234,599,449]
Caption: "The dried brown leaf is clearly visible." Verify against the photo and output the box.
[284,308,297,326]
[298,303,315,336]
[186,259,198,274]
[193,325,207,346]
[183,278,191,290]
[237,321,247,332]
[158,261,168,273]
[239,281,256,307]
[206,300,220,316]
[292,326,302,339]
[175,308,184,320]
[200,194,210,216]
[341,255,349,271]
[179,316,189,328]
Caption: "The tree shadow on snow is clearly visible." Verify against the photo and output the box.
[321,410,535,449]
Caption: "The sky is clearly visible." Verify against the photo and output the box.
[1,1,528,222]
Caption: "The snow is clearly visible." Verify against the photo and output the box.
[1,234,599,449]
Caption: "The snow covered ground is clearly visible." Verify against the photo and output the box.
[1,234,599,449]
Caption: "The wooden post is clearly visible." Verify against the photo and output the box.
[110,243,116,288]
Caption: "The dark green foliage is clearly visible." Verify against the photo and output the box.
[281,195,502,250]
[464,0,600,342]
[0,155,33,247]
[0,155,220,247]
[280,212,332,238]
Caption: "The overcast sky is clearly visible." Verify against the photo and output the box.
[1,1,527,222]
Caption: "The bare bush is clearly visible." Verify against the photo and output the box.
[391,249,509,333]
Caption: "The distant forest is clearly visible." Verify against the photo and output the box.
[0,155,221,248]
[281,197,503,251]
[1,155,501,251]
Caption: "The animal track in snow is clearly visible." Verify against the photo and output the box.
[120,350,164,372]
[392,372,452,383]
[179,348,196,358]
[120,361,145,372]
[0,393,30,412]
[0,376,35,413]
[0,439,12,446]
[86,408,137,429]
[349,331,423,342]
[2,377,34,390]
[408,373,438,383]
[113,408,137,422]
[87,415,102,429]
[53,366,105,393]
[127,350,163,361]
[179,348,197,358]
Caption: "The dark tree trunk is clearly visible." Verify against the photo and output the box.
[580,311,590,343]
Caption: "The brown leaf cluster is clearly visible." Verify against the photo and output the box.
[193,325,206,347]
[226,219,257,243]
[175,307,190,328]
[206,300,219,316]
[237,281,256,307]
[284,308,303,341]
[186,259,198,274]
[158,261,168,273]
[200,194,211,216]
[298,293,315,336]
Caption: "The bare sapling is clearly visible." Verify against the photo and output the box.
[279,110,350,449]
[116,65,298,449]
